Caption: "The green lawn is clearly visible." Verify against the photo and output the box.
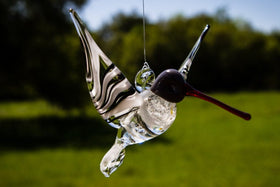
[0,92,280,187]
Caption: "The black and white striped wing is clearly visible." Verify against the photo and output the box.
[70,9,140,128]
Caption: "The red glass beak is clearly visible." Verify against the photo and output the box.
[185,82,251,120]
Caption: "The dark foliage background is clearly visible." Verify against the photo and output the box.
[1,0,280,108]
[0,0,88,108]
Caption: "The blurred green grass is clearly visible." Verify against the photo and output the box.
[0,92,280,187]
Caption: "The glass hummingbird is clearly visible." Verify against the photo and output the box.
[69,9,251,177]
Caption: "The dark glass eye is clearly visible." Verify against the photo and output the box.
[151,69,186,103]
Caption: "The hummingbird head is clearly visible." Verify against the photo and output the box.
[151,69,186,103]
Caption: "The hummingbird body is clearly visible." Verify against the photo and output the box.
[69,9,250,177]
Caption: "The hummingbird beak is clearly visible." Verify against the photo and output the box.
[179,24,210,80]
[184,82,251,120]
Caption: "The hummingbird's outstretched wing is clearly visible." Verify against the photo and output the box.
[69,9,140,128]
[179,25,210,80]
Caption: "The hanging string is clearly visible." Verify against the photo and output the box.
[142,0,147,62]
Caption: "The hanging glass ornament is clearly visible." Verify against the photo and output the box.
[69,8,251,177]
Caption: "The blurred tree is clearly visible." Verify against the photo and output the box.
[1,4,280,108]
[0,0,88,107]
[95,11,280,92]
